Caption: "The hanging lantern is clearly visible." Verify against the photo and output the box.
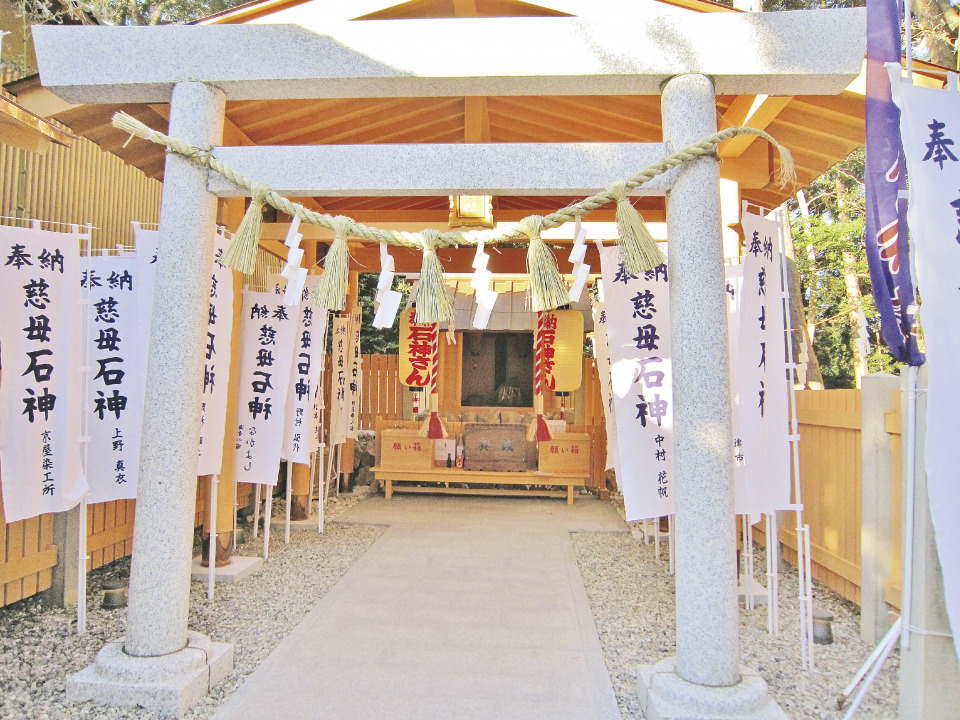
[538,309,584,394]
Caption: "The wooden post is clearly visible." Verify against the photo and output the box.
[339,270,359,493]
[289,239,318,518]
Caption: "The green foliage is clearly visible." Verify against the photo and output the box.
[791,149,903,388]
[356,273,412,355]
[14,0,248,26]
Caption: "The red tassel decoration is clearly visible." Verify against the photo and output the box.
[533,312,552,442]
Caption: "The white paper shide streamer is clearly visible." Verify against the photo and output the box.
[599,246,675,521]
[0,226,86,522]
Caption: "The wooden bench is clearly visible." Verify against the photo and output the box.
[370,466,586,505]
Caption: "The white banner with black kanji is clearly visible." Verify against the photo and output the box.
[81,255,147,503]
[894,76,960,661]
[197,231,236,476]
[234,290,297,487]
[735,212,791,517]
[0,226,86,522]
[277,276,328,464]
[599,246,675,522]
[591,297,620,473]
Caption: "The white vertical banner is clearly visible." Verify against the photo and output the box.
[347,308,362,440]
[893,77,960,660]
[133,225,159,337]
[197,231,236,475]
[329,310,361,446]
[591,297,620,472]
[234,290,297,487]
[0,226,86,522]
[599,247,675,521]
[280,276,328,464]
[736,212,791,516]
[82,255,147,503]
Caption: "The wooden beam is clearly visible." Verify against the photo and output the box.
[464,96,490,143]
[718,96,793,158]
[718,95,793,158]
[452,0,478,16]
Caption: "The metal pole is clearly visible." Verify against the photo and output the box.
[284,462,292,544]
[207,475,218,601]
[263,487,273,561]
[901,364,919,649]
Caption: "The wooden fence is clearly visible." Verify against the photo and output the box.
[781,389,864,604]
[2,369,904,608]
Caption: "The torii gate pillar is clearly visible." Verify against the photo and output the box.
[638,73,788,720]
[66,81,235,716]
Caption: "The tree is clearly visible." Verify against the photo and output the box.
[791,149,902,389]
[14,0,247,26]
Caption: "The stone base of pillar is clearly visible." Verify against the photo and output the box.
[638,658,788,720]
[191,555,263,584]
[67,631,233,718]
[269,515,320,533]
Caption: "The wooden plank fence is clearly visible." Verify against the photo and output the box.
[780,389,864,604]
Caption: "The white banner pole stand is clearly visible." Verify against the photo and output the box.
[284,462,292,545]
[253,483,261,539]
[207,474,218,600]
[77,227,94,634]
[263,490,273,561]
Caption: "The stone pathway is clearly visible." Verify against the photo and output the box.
[212,494,625,720]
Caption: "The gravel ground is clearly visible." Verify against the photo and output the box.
[573,525,900,719]
[0,488,378,720]
[2,489,901,719]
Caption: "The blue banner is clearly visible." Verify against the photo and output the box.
[864,0,924,366]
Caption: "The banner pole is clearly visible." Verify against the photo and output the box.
[263,487,272,561]
[901,364,919,649]
[232,474,238,552]
[77,226,94,634]
[207,474,218,600]
[253,483,261,539]
[284,462,292,545]
[766,514,774,634]
[668,514,675,576]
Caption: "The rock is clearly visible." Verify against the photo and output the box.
[353,467,375,486]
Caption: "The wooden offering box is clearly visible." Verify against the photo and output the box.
[463,423,528,472]
[538,432,591,476]
[379,429,433,470]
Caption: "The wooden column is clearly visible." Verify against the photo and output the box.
[289,240,318,519]
[201,195,245,566]
[339,270,360,493]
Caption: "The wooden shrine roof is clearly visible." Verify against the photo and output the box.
[12,0,867,225]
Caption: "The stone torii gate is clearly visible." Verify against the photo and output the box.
[33,7,865,718]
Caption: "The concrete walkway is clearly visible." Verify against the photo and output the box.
[213,494,626,720]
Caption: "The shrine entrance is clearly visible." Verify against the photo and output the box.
[29,2,867,718]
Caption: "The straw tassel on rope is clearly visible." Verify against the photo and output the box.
[521,216,569,312]
[611,181,665,276]
[312,216,354,312]
[414,229,455,325]
[220,182,273,274]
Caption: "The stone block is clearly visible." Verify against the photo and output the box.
[638,658,788,720]
[67,632,234,718]
[191,555,262,584]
